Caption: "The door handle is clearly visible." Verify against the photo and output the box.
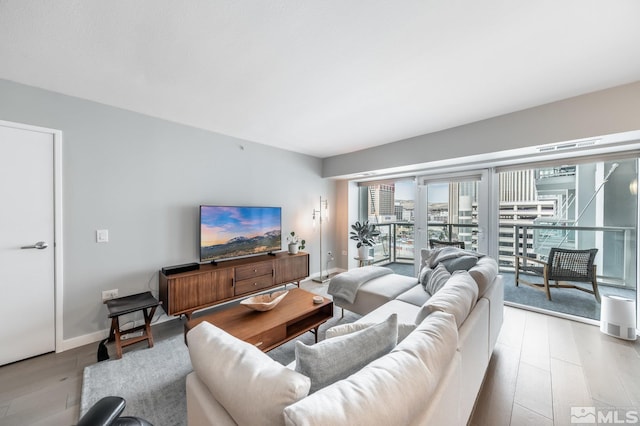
[21,241,48,250]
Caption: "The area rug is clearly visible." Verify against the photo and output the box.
[80,306,360,426]
[80,335,191,426]
[501,271,636,320]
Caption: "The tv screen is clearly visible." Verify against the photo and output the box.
[199,206,282,263]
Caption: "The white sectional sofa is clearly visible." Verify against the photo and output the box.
[185,248,503,426]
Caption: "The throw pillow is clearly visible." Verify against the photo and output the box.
[425,263,451,296]
[295,313,398,393]
[418,265,433,289]
[326,320,416,343]
[283,312,458,425]
[441,255,478,273]
[415,270,479,327]
[186,322,310,426]
[420,248,439,268]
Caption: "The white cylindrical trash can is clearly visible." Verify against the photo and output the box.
[600,295,637,341]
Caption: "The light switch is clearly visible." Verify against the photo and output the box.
[96,229,109,243]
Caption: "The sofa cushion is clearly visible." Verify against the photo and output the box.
[187,322,310,426]
[283,311,458,426]
[333,273,418,316]
[396,284,431,307]
[425,263,451,295]
[295,313,398,393]
[357,299,421,325]
[415,270,479,327]
[326,320,416,343]
[469,256,498,298]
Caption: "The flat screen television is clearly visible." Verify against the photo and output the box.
[199,205,282,263]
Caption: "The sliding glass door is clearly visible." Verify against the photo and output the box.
[497,157,638,320]
[351,151,639,325]
[416,170,490,266]
[355,179,416,275]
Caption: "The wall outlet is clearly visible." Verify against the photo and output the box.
[96,229,109,243]
[342,250,348,256]
[102,289,118,301]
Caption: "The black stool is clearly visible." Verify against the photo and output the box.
[105,292,160,359]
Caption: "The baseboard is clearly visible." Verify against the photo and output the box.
[57,313,175,353]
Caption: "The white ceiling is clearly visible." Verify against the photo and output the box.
[1,1,639,158]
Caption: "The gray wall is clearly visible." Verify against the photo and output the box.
[0,79,335,341]
[323,81,640,178]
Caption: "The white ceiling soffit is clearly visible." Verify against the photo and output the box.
[1,1,639,158]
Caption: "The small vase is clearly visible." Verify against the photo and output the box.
[358,245,369,259]
[288,243,299,254]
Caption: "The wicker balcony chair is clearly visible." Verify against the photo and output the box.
[429,239,465,249]
[514,248,600,302]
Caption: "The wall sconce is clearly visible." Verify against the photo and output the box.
[630,178,637,195]
[312,196,330,283]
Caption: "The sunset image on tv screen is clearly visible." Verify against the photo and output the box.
[200,206,281,261]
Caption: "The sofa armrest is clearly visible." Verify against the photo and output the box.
[481,275,504,351]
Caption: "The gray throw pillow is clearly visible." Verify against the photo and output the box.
[295,313,398,393]
[418,265,433,289]
[441,255,478,273]
[326,321,416,343]
[425,263,451,296]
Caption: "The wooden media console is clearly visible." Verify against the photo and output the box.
[159,251,309,318]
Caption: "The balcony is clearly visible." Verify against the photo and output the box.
[367,221,478,265]
[369,220,636,321]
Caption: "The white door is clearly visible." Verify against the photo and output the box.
[0,123,56,365]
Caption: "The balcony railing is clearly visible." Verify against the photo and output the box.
[367,222,478,265]
[367,221,636,288]
[369,222,415,264]
[501,223,636,288]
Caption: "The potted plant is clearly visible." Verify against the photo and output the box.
[349,220,380,259]
[287,231,306,254]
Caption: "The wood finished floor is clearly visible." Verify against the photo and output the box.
[1,306,639,425]
[470,307,640,426]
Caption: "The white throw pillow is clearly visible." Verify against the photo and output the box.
[415,270,479,327]
[187,322,310,426]
[326,320,416,343]
[295,314,398,393]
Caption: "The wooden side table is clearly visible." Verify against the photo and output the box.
[105,292,161,359]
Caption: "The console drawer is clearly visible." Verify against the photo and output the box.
[235,261,274,281]
[235,274,274,295]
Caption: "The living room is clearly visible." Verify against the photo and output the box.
[1,2,640,425]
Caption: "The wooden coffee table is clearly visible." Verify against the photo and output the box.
[184,288,333,352]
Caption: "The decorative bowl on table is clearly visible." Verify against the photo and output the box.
[240,290,289,311]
